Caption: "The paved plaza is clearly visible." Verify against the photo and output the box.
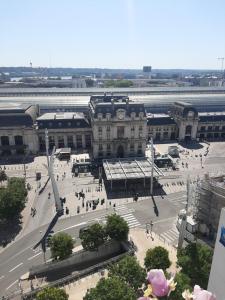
[1,140,225,240]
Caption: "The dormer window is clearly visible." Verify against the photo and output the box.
[131,112,136,119]
[139,112,144,119]
[106,113,111,120]
[98,113,103,120]
[188,111,194,118]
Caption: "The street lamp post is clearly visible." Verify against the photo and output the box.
[150,137,154,196]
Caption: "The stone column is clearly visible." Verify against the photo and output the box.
[55,135,59,149]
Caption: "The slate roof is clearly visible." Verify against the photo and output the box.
[0,103,32,113]
[199,114,225,123]
[37,112,91,129]
[173,101,198,118]
[147,115,176,126]
[90,95,146,118]
[0,115,33,127]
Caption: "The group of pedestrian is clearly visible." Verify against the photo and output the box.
[30,207,37,217]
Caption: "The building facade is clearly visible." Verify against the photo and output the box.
[36,112,92,153]
[208,207,225,299]
[89,95,146,159]
[1,96,225,158]
[0,103,39,156]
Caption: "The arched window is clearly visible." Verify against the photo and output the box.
[185,125,192,135]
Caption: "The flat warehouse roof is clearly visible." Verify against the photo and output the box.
[103,157,164,181]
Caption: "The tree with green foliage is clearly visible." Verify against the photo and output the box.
[144,246,171,271]
[0,177,27,221]
[169,272,192,300]
[108,255,145,291]
[49,232,74,260]
[0,170,7,186]
[36,287,68,300]
[177,242,213,289]
[84,276,136,300]
[105,79,133,88]
[106,214,129,242]
[80,223,107,251]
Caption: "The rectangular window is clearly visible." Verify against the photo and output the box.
[1,136,9,146]
[130,143,134,151]
[106,126,110,132]
[58,136,64,148]
[215,126,220,131]
[163,132,169,139]
[200,126,205,131]
[117,126,125,138]
[49,136,55,149]
[76,135,82,148]
[38,136,45,151]
[137,143,142,156]
[14,135,23,145]
[107,144,111,151]
[85,135,91,148]
[67,136,73,148]
[208,126,213,131]
[99,144,103,151]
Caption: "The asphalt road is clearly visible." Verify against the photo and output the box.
[0,192,185,298]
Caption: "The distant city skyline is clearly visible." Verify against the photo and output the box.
[1,0,225,69]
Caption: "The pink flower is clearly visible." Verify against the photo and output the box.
[137,298,150,300]
[147,269,169,297]
[193,285,216,300]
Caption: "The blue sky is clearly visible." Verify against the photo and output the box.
[1,0,225,69]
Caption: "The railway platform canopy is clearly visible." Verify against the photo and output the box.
[103,157,164,190]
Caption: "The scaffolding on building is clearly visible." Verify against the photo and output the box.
[193,174,225,241]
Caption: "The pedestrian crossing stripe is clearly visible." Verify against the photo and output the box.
[160,227,179,244]
[115,206,141,228]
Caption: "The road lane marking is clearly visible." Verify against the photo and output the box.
[6,280,18,290]
[152,217,177,225]
[55,222,87,234]
[28,252,42,260]
[9,262,23,273]
[0,275,5,280]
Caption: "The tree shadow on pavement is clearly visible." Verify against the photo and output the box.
[0,215,22,247]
